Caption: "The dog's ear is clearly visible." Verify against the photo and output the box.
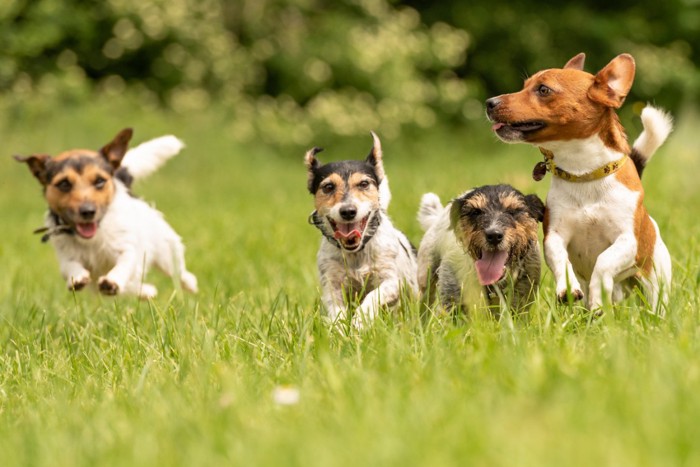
[524,194,545,223]
[588,54,635,108]
[366,131,385,182]
[14,154,51,185]
[449,191,474,230]
[563,53,585,71]
[304,147,323,193]
[100,128,133,170]
[449,197,463,231]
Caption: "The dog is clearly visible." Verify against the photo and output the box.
[305,132,418,329]
[417,184,544,314]
[485,53,673,311]
[15,128,198,298]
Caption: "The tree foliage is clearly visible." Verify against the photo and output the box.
[1,0,698,143]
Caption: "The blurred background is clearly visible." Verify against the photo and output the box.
[1,0,698,146]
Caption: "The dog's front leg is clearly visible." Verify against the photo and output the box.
[353,279,401,329]
[98,249,140,296]
[320,272,348,323]
[544,231,584,302]
[588,234,637,309]
[60,259,91,291]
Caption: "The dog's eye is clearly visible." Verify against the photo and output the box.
[537,84,552,97]
[357,180,371,190]
[506,207,522,216]
[54,179,72,193]
[94,176,107,190]
[466,208,483,218]
[321,182,335,194]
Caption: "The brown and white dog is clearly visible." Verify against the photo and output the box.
[16,128,198,298]
[486,53,672,311]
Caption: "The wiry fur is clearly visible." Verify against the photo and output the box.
[306,132,418,329]
[16,129,198,298]
[486,53,672,311]
[417,185,544,314]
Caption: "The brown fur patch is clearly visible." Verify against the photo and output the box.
[45,162,115,226]
[347,172,379,204]
[634,201,656,276]
[489,65,631,153]
[499,192,527,212]
[313,173,345,212]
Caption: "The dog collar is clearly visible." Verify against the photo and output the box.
[34,211,75,243]
[533,148,628,183]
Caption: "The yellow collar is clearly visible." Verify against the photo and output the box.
[534,148,628,182]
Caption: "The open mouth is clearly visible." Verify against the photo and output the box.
[75,222,98,239]
[329,215,370,250]
[475,249,509,286]
[492,121,546,134]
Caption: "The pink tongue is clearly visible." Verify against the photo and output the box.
[475,250,509,285]
[75,222,97,239]
[333,222,361,240]
[492,122,505,131]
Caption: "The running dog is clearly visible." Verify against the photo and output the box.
[417,184,544,313]
[16,128,198,298]
[305,132,418,329]
[486,53,673,310]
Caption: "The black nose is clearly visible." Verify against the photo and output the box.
[485,97,501,112]
[485,228,504,245]
[79,204,96,220]
[339,205,357,221]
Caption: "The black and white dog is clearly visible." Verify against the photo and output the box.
[305,132,418,329]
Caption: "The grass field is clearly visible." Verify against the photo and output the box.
[1,98,700,466]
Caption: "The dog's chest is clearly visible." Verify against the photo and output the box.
[548,179,640,277]
[55,234,122,275]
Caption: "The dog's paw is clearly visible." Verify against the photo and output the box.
[181,272,198,293]
[68,275,90,291]
[557,288,584,304]
[138,283,158,300]
[98,277,120,296]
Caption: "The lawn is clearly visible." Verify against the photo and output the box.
[1,98,699,466]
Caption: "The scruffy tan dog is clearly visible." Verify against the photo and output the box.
[417,184,544,313]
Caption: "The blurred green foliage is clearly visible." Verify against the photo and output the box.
[1,0,698,144]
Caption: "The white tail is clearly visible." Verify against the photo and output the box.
[632,105,673,164]
[418,193,443,232]
[121,135,185,180]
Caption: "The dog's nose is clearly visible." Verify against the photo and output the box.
[79,204,97,220]
[485,97,501,112]
[339,205,357,221]
[485,228,504,245]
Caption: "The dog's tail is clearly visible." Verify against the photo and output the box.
[121,135,185,180]
[630,105,673,178]
[418,193,443,232]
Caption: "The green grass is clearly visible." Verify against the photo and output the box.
[1,98,700,466]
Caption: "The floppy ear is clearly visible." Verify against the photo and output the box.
[587,54,635,108]
[100,128,133,170]
[366,131,385,182]
[524,194,545,223]
[304,147,323,193]
[14,154,51,185]
[449,199,462,231]
[563,53,586,71]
